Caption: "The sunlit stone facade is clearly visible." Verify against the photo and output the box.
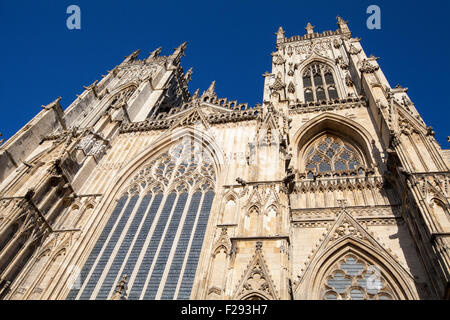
[0,18,449,300]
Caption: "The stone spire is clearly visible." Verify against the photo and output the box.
[305,22,315,35]
[207,80,216,94]
[202,81,217,100]
[111,275,128,300]
[276,26,285,41]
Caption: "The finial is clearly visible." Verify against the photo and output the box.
[0,132,4,146]
[169,42,188,65]
[179,41,188,50]
[129,49,140,60]
[174,42,188,55]
[207,80,216,93]
[305,22,315,35]
[192,88,200,99]
[276,26,285,40]
[337,16,348,25]
[111,274,128,300]
[121,49,140,65]
[149,47,162,59]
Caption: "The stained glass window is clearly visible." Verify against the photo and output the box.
[302,63,339,102]
[304,135,362,174]
[322,254,396,300]
[67,141,216,300]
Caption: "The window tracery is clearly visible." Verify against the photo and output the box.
[67,140,216,300]
[304,135,363,177]
[302,63,339,102]
[322,254,396,300]
[108,86,137,110]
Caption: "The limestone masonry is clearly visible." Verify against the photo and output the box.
[0,18,449,300]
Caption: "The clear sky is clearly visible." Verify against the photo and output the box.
[0,0,449,146]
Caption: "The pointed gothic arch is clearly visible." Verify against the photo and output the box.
[233,243,279,300]
[221,193,238,225]
[298,56,345,102]
[294,211,419,300]
[305,238,417,300]
[63,126,223,300]
[292,113,376,173]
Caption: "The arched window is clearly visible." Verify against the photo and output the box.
[108,86,137,110]
[66,140,216,300]
[322,254,396,300]
[302,63,339,102]
[304,134,363,177]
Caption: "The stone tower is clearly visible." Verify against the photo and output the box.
[0,18,449,300]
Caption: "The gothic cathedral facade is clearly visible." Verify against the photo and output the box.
[0,18,449,300]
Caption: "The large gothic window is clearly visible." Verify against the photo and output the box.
[322,254,396,300]
[302,63,339,103]
[66,141,216,300]
[304,134,363,177]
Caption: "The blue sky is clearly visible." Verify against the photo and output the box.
[0,0,449,146]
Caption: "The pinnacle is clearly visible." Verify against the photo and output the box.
[276,26,285,35]
[149,47,162,59]
[176,41,188,52]
[305,22,315,34]
[207,80,216,93]
[337,16,348,24]
[275,26,285,40]
[192,88,200,99]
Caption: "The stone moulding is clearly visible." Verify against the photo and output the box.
[278,29,343,45]
[120,108,261,133]
[289,96,366,114]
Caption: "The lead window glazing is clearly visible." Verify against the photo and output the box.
[302,63,339,103]
[67,141,216,300]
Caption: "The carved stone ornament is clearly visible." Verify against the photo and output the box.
[345,73,354,87]
[333,38,341,49]
[348,44,361,55]
[359,59,379,74]
[270,75,286,92]
[288,82,296,94]
[233,242,279,300]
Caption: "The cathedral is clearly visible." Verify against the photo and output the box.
[0,17,449,300]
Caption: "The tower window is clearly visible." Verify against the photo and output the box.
[304,134,362,175]
[328,86,338,100]
[304,89,314,102]
[302,63,339,103]
[303,75,312,88]
[316,87,326,101]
